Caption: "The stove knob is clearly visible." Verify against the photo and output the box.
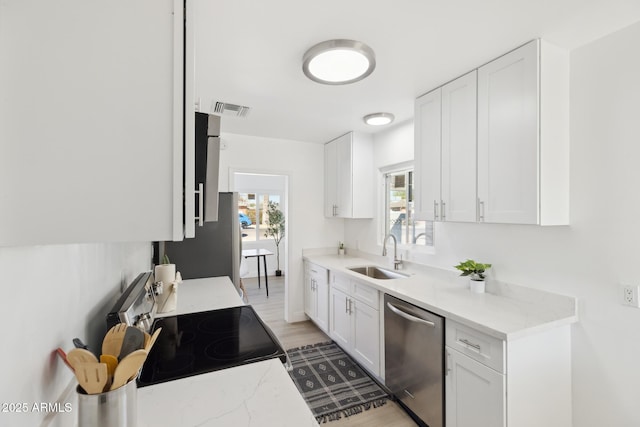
[136,312,152,331]
[151,281,164,296]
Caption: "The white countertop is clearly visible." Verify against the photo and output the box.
[138,276,317,427]
[138,358,317,427]
[155,276,245,316]
[304,254,578,341]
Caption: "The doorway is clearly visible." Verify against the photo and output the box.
[231,171,288,311]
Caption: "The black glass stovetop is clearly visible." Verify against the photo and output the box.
[137,305,286,387]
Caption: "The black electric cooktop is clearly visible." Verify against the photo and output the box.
[138,305,286,387]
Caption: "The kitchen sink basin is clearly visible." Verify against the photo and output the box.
[348,266,409,280]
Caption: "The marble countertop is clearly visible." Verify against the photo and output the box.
[155,276,245,316]
[137,358,317,427]
[304,254,578,341]
[138,276,317,426]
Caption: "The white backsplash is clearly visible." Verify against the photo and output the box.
[0,242,151,427]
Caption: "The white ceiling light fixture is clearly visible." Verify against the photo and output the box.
[302,39,376,85]
[363,112,395,126]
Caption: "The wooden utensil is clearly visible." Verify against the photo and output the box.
[145,327,162,352]
[118,326,145,361]
[102,323,127,357]
[66,348,99,370]
[99,354,118,392]
[100,354,118,377]
[75,362,108,395]
[143,331,151,349]
[110,349,147,391]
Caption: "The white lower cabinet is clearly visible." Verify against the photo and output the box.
[445,320,572,427]
[446,347,505,427]
[328,273,380,376]
[329,287,351,348]
[303,262,329,333]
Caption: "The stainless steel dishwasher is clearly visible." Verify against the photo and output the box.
[384,294,444,427]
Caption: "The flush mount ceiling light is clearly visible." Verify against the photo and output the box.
[302,39,376,85]
[363,112,395,126]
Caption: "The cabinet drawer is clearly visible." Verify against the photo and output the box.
[446,320,505,373]
[330,272,351,294]
[308,263,327,281]
[352,281,379,308]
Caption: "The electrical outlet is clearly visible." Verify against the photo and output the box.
[621,285,640,307]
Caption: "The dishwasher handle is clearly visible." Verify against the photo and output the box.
[386,302,436,327]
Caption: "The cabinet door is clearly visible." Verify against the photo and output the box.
[303,267,315,319]
[446,348,506,427]
[335,133,353,218]
[329,287,351,348]
[182,0,197,239]
[441,71,477,223]
[0,0,185,246]
[414,89,442,221]
[324,141,338,217]
[352,300,380,376]
[315,275,329,332]
[477,40,539,225]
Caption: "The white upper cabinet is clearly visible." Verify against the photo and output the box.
[441,71,478,222]
[324,132,374,219]
[477,39,569,225]
[0,0,193,246]
[415,71,477,223]
[414,89,442,221]
[415,39,569,226]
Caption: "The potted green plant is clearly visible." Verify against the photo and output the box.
[338,241,345,256]
[454,259,492,293]
[264,201,285,276]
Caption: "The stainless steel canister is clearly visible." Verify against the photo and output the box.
[77,378,137,427]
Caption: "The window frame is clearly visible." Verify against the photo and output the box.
[380,162,434,250]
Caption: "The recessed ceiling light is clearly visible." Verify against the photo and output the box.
[363,112,395,126]
[302,39,376,85]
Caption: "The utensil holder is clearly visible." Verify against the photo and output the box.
[77,378,137,427]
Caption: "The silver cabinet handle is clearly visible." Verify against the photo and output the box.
[441,200,446,221]
[445,349,451,376]
[349,298,353,314]
[459,338,481,352]
[386,302,436,327]
[478,199,485,222]
[195,183,204,226]
[345,297,349,314]
[434,200,439,220]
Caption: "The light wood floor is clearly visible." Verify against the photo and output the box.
[243,276,418,427]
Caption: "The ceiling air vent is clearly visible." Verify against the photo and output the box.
[213,101,250,118]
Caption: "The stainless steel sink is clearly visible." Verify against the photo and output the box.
[348,266,409,280]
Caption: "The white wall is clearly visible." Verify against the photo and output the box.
[346,22,640,426]
[218,133,343,321]
[0,242,150,427]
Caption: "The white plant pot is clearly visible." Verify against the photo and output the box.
[338,248,345,256]
[469,279,486,294]
[154,264,176,284]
